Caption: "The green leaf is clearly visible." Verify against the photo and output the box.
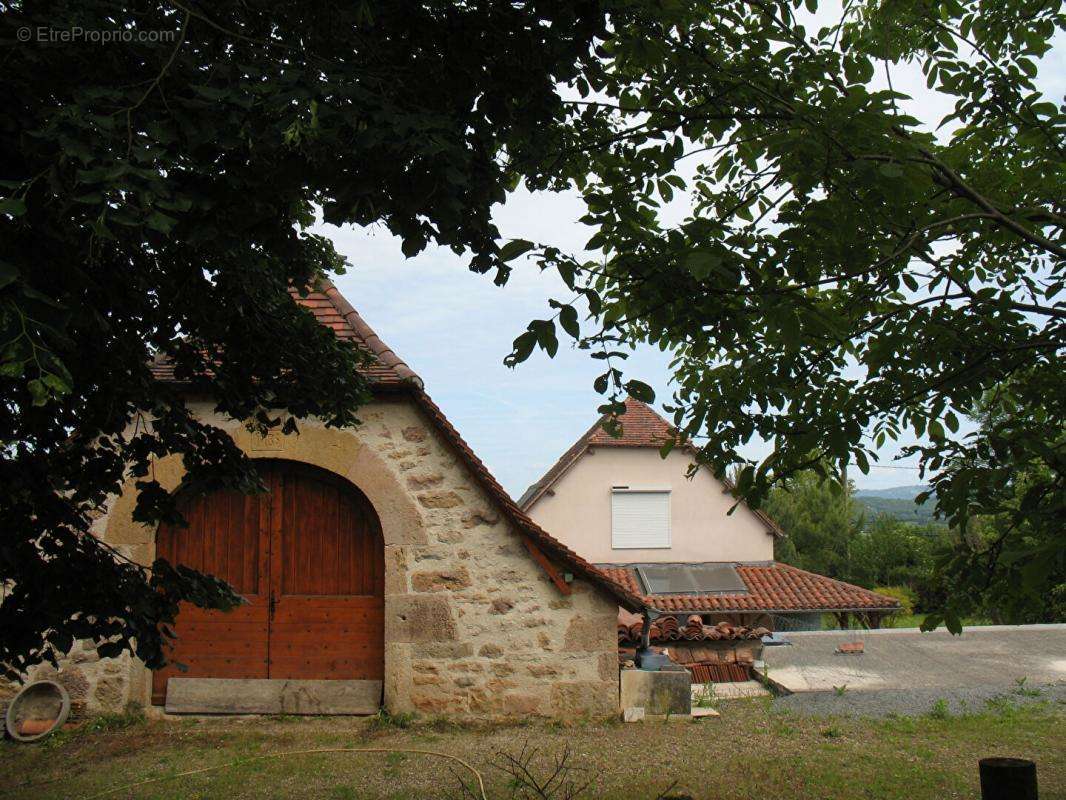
[400,234,426,258]
[625,379,655,403]
[146,211,178,234]
[27,378,48,406]
[0,259,18,290]
[559,305,580,339]
[0,197,27,217]
[505,331,537,366]
[499,239,535,262]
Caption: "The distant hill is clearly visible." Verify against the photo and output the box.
[854,484,928,500]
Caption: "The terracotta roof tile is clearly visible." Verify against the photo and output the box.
[601,562,901,614]
[618,615,770,644]
[588,397,677,447]
[149,280,420,388]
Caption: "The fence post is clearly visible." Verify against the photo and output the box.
[979,757,1037,800]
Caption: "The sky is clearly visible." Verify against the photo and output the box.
[318,18,1064,500]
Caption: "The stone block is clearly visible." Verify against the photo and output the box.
[550,681,616,718]
[386,596,458,643]
[407,472,443,490]
[563,615,615,652]
[620,670,691,717]
[402,426,427,442]
[623,707,645,723]
[490,598,515,615]
[598,652,619,681]
[418,491,464,509]
[411,567,472,593]
[165,679,382,715]
[418,642,473,659]
[461,509,500,528]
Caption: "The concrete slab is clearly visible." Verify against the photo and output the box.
[693,681,770,700]
[165,678,382,715]
[620,669,691,716]
[757,624,1066,694]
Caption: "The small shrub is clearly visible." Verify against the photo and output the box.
[874,586,916,626]
[833,684,848,696]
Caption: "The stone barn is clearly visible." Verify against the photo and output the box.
[21,282,645,719]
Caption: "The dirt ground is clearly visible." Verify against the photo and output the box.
[1,697,1063,799]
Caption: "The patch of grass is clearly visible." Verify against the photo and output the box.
[366,709,416,732]
[2,703,1062,800]
[82,706,147,733]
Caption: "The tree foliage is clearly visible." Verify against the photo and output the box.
[922,373,1065,627]
[765,470,862,580]
[504,0,1064,620]
[0,0,618,677]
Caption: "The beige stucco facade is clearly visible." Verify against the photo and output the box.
[527,447,775,564]
[11,396,619,720]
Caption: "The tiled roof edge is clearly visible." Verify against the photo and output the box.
[318,279,423,388]
[601,562,901,613]
[774,562,902,608]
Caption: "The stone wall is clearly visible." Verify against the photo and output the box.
[5,395,619,720]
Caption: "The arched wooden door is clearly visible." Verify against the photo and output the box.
[152,460,385,705]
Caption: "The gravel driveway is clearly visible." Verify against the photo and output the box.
[770,681,1066,717]
[754,623,1066,717]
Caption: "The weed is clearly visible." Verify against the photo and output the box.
[985,695,1018,717]
[821,726,842,739]
[833,684,848,696]
[692,684,718,709]
[928,699,951,720]
[1012,677,1042,698]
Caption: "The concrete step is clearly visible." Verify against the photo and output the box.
[164,678,382,715]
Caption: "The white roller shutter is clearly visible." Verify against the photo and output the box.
[611,490,670,549]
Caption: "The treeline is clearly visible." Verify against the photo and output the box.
[852,496,944,528]
[767,471,1065,625]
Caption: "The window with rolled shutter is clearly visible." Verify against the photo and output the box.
[611,489,670,549]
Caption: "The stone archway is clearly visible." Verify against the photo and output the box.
[150,459,386,706]
[99,413,428,712]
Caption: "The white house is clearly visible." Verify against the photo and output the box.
[520,398,898,633]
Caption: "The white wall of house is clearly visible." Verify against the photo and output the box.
[526,447,775,564]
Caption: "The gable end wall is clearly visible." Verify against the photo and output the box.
[6,397,618,721]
